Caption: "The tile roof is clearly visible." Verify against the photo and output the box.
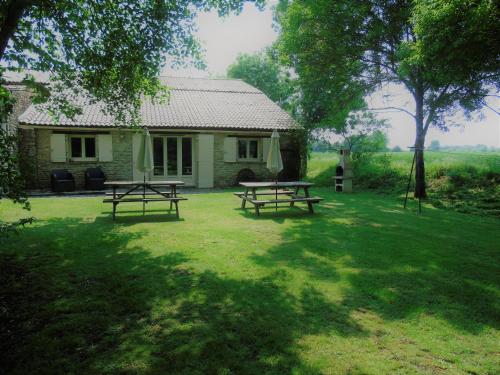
[16,75,298,131]
[3,70,51,84]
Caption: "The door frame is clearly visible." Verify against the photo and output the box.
[151,135,195,185]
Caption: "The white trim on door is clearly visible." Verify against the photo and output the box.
[151,135,195,185]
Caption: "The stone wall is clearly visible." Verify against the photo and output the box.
[26,128,302,189]
[34,129,133,189]
[4,85,32,134]
[213,133,296,187]
[18,128,37,188]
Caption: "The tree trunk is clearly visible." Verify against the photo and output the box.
[414,133,427,198]
[0,0,32,61]
[413,88,427,198]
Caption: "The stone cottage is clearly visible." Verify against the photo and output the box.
[4,73,302,189]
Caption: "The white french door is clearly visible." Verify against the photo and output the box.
[152,136,194,185]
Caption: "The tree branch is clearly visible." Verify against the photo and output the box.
[367,106,416,119]
[423,84,450,133]
[481,100,500,115]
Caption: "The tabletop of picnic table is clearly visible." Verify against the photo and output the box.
[104,181,185,187]
[239,181,314,188]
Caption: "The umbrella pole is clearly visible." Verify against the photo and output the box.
[143,174,146,215]
[275,176,278,211]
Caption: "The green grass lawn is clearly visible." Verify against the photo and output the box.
[307,151,500,216]
[1,190,499,374]
[307,151,500,187]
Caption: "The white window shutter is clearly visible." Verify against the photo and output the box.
[198,134,214,188]
[50,134,67,162]
[262,138,271,163]
[98,134,113,162]
[223,137,237,162]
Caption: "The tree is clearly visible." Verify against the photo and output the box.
[428,140,440,151]
[1,0,264,120]
[0,86,33,235]
[276,0,499,197]
[336,111,388,153]
[227,51,296,110]
[0,0,263,232]
[391,146,403,152]
[227,50,308,177]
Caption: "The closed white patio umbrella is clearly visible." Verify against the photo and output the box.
[136,128,154,183]
[136,128,154,213]
[266,129,284,210]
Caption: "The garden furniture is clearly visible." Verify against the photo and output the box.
[85,167,106,190]
[235,181,323,215]
[103,180,187,220]
[50,169,75,192]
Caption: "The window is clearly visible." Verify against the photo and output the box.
[238,139,259,160]
[182,138,192,175]
[167,137,178,175]
[70,135,96,160]
[150,136,193,177]
[153,137,164,176]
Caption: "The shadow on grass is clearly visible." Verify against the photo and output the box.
[251,194,500,334]
[100,206,182,223]
[0,215,360,374]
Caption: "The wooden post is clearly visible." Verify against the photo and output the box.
[252,188,260,216]
[241,187,249,209]
[304,186,314,213]
[290,186,299,207]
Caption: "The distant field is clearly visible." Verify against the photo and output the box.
[307,151,500,216]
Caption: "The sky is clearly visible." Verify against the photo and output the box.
[164,2,500,148]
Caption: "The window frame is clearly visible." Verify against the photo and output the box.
[237,138,260,162]
[151,135,194,177]
[69,135,98,161]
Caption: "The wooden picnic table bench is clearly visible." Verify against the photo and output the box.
[103,181,186,220]
[238,181,323,216]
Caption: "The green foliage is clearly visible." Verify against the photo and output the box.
[310,140,336,153]
[275,0,500,196]
[227,51,296,111]
[276,0,498,130]
[428,140,440,151]
[307,151,500,216]
[0,127,33,236]
[0,0,264,234]
[0,0,264,123]
[352,130,388,154]
[0,82,33,236]
[1,192,499,373]
[336,111,388,152]
[413,0,500,91]
[0,84,14,118]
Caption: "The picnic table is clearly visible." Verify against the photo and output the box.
[235,181,323,216]
[103,181,187,220]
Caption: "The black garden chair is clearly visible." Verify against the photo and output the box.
[85,167,106,190]
[50,169,75,192]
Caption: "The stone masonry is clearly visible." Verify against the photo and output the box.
[213,133,282,187]
[28,129,298,189]
[34,129,133,189]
